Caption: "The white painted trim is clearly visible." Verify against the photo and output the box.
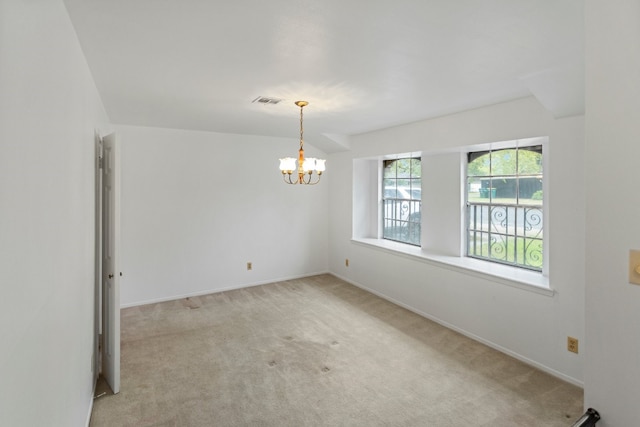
[351,238,553,296]
[85,383,96,427]
[332,272,582,388]
[120,271,330,308]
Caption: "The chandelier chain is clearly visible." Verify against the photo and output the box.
[299,104,304,150]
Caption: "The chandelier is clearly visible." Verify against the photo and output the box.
[279,101,326,185]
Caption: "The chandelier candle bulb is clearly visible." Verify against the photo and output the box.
[279,157,296,173]
[303,158,316,172]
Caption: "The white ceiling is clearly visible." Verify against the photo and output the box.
[63,0,584,153]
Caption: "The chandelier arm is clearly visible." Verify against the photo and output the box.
[302,172,321,185]
[282,172,299,185]
[281,170,320,185]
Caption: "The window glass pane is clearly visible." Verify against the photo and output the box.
[491,149,517,176]
[518,177,543,206]
[523,207,543,238]
[409,181,421,200]
[468,203,490,232]
[467,152,491,177]
[384,187,397,199]
[523,238,543,269]
[488,178,515,204]
[407,218,420,245]
[475,179,496,201]
[382,157,421,246]
[410,158,421,178]
[396,158,411,178]
[467,178,482,203]
[466,146,543,271]
[396,179,411,197]
[383,160,397,178]
[383,178,396,198]
[467,230,487,257]
[517,146,543,175]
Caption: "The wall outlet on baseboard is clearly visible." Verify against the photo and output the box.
[567,336,579,353]
[247,262,252,271]
[345,258,349,267]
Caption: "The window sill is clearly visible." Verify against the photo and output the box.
[351,237,553,297]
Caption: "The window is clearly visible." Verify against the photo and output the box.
[382,158,421,246]
[466,146,543,271]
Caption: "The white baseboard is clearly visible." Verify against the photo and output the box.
[331,272,584,388]
[120,270,330,308]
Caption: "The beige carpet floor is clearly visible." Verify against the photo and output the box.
[90,274,583,426]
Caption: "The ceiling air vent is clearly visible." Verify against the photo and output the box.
[252,96,283,105]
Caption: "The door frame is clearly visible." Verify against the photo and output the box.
[95,131,121,394]
[94,131,102,385]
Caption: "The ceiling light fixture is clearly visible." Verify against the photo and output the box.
[279,101,326,185]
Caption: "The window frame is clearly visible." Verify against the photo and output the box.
[351,137,550,294]
[381,157,422,247]
[465,145,544,272]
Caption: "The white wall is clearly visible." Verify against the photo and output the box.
[584,1,640,425]
[0,1,109,426]
[117,125,329,306]
[329,97,586,384]
[420,153,465,256]
[11,1,638,424]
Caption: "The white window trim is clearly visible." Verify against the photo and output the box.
[351,237,553,296]
[465,143,545,273]
[352,137,551,297]
[381,157,422,246]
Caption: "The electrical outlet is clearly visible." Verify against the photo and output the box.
[567,337,579,354]
[247,262,252,271]
[345,258,349,267]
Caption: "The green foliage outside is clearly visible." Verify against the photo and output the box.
[384,158,421,179]
[531,190,543,200]
[469,235,543,270]
[468,148,542,177]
